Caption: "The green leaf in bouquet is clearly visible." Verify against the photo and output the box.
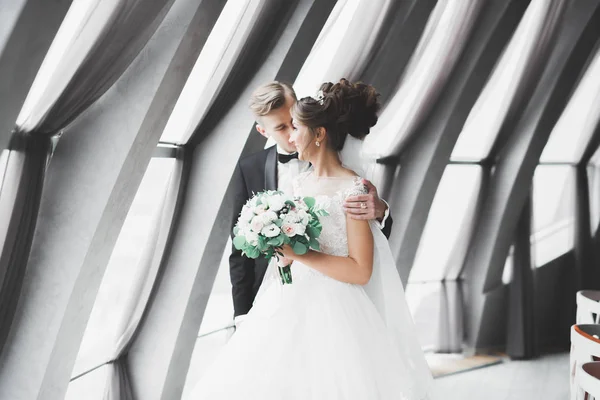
[309,236,320,250]
[292,241,308,255]
[258,236,270,252]
[233,226,240,235]
[306,226,320,239]
[233,236,247,250]
[283,235,291,245]
[273,219,283,227]
[303,197,316,209]
[285,200,296,208]
[267,235,284,247]
[245,246,260,259]
[265,248,274,260]
[309,218,322,228]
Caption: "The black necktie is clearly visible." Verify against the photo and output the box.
[278,152,298,164]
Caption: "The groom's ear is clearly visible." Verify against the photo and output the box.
[256,124,269,138]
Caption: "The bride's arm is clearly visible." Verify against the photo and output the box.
[280,216,374,285]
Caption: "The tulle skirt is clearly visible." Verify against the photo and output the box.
[189,262,419,399]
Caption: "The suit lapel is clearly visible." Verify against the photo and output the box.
[265,146,277,190]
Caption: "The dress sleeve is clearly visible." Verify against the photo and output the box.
[344,176,368,198]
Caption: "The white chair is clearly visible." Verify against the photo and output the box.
[578,362,600,400]
[577,291,600,324]
[571,325,600,400]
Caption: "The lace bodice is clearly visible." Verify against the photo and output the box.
[292,171,367,257]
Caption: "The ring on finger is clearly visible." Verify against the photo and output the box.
[360,202,367,209]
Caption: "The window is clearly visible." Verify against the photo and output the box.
[66,365,110,400]
[405,282,442,350]
[540,48,600,163]
[405,165,481,352]
[531,165,575,267]
[160,0,257,144]
[588,163,600,235]
[70,157,176,382]
[293,0,362,97]
[182,239,234,398]
[502,246,514,284]
[409,165,482,282]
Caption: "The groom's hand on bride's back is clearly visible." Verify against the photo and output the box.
[343,179,388,222]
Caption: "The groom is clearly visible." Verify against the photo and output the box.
[230,81,392,326]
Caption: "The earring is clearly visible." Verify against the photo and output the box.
[316,141,320,147]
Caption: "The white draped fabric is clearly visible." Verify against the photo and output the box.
[17,0,121,131]
[453,0,574,161]
[293,0,391,98]
[160,0,268,144]
[364,0,482,158]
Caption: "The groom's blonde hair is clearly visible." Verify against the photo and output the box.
[249,81,296,117]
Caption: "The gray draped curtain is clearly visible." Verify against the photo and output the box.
[0,0,73,153]
[0,0,175,358]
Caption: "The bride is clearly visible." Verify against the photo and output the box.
[189,79,434,399]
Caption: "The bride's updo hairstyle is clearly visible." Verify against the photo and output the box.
[292,78,381,151]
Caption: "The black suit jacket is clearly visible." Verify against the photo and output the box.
[229,145,393,317]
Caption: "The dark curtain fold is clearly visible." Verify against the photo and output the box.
[0,131,51,356]
[575,165,596,288]
[104,359,134,400]
[0,0,175,357]
[506,191,537,359]
[359,0,437,104]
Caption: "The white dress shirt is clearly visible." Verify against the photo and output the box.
[276,145,311,195]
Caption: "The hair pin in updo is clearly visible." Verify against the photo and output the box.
[314,90,325,105]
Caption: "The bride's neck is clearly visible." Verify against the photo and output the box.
[311,149,344,177]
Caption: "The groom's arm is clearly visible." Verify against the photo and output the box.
[229,162,256,318]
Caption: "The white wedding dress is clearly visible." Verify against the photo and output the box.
[189,171,433,400]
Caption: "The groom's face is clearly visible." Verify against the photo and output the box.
[255,94,297,154]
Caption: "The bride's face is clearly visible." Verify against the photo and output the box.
[289,119,316,161]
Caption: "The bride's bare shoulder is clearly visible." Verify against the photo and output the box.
[338,167,360,178]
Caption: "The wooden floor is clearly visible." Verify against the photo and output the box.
[432,352,569,400]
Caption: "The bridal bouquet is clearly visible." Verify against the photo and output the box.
[233,190,328,284]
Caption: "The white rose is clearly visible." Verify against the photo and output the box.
[250,216,264,233]
[236,224,247,236]
[261,210,278,224]
[281,223,297,237]
[248,196,259,207]
[284,212,298,224]
[297,209,310,224]
[267,195,285,212]
[261,223,281,238]
[254,203,267,214]
[240,207,254,223]
[246,231,259,246]
[294,223,306,235]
